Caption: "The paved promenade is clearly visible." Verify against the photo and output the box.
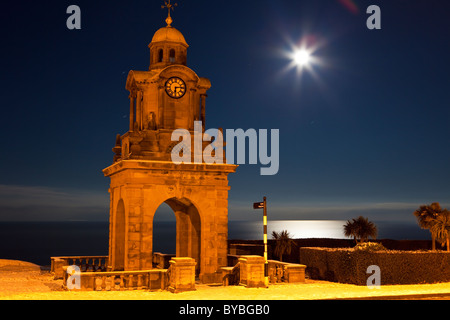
[1,259,450,300]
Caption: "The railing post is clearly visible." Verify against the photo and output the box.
[239,256,266,288]
[168,258,196,293]
[120,275,125,290]
[95,276,102,291]
[127,275,134,290]
[52,257,70,280]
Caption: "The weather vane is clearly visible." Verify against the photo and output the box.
[162,0,178,27]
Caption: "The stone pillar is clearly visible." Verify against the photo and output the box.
[51,257,69,280]
[129,93,135,131]
[158,86,164,129]
[175,211,190,257]
[285,264,306,283]
[168,257,196,293]
[200,94,207,131]
[194,92,200,122]
[136,91,143,130]
[189,88,196,130]
[239,255,267,288]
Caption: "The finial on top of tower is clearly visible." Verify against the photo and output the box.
[161,0,178,27]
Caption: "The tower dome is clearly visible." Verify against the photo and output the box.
[151,26,188,47]
[149,25,189,70]
[149,0,190,73]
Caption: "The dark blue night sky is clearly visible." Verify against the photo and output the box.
[1,0,450,224]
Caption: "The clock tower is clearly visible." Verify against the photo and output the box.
[121,12,211,160]
[103,4,237,283]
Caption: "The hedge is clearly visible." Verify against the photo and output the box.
[300,247,450,285]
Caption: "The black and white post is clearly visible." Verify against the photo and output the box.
[253,196,269,287]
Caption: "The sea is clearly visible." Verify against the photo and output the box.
[0,220,430,266]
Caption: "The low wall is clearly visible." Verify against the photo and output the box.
[300,247,450,285]
[63,267,168,291]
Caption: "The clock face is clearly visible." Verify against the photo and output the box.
[165,77,186,99]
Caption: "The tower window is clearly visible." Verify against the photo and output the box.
[158,49,164,63]
[169,49,176,63]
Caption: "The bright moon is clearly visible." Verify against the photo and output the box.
[293,49,311,66]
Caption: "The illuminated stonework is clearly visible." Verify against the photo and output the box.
[103,17,237,283]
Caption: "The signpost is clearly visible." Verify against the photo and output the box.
[253,196,268,287]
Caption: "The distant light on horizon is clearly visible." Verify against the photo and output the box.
[268,220,346,239]
[228,220,348,240]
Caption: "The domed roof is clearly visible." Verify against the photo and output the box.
[151,26,188,47]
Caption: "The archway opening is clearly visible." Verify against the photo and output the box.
[152,197,201,276]
[169,49,176,63]
[152,202,176,255]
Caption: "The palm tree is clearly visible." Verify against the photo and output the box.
[343,219,358,244]
[413,202,445,250]
[343,216,377,243]
[271,230,295,262]
[355,216,378,242]
[429,209,450,252]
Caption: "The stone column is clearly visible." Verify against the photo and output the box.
[194,92,200,122]
[129,93,135,131]
[136,91,143,131]
[189,88,196,130]
[200,94,207,131]
[175,211,190,257]
[158,86,164,129]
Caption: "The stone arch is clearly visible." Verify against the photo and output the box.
[159,65,200,83]
[104,161,237,282]
[113,199,126,271]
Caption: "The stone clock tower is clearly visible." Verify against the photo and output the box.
[103,6,237,283]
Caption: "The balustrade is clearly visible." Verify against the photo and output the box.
[62,268,168,291]
[51,256,109,279]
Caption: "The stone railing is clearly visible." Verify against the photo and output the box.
[55,255,197,292]
[51,256,109,280]
[227,254,240,267]
[63,267,168,291]
[268,260,306,283]
[220,262,240,286]
[152,252,176,269]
